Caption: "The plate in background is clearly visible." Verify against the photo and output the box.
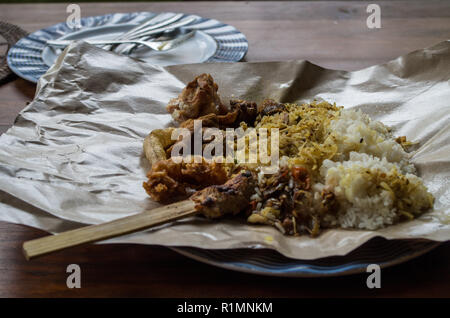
[7,12,248,83]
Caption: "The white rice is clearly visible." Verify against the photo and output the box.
[327,109,416,174]
[315,110,431,230]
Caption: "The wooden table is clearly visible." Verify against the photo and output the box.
[0,1,449,297]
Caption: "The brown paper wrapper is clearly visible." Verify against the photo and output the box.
[0,41,448,259]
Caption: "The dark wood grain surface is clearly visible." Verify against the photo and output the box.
[0,1,449,297]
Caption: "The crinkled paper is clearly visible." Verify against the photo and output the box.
[0,40,449,259]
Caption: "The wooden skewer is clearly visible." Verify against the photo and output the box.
[22,199,197,260]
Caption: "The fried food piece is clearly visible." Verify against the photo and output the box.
[167,73,228,122]
[258,99,287,116]
[143,128,176,167]
[229,99,258,126]
[190,171,256,219]
[179,99,258,131]
[164,98,258,161]
[179,112,238,131]
[143,158,229,202]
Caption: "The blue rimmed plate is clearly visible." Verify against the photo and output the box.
[172,238,440,277]
[7,12,248,83]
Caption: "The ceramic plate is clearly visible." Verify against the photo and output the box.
[172,238,440,277]
[7,12,248,83]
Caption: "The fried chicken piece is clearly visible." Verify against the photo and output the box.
[143,158,229,202]
[167,73,228,123]
[190,171,256,219]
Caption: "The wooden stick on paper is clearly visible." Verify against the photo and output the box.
[22,199,197,260]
